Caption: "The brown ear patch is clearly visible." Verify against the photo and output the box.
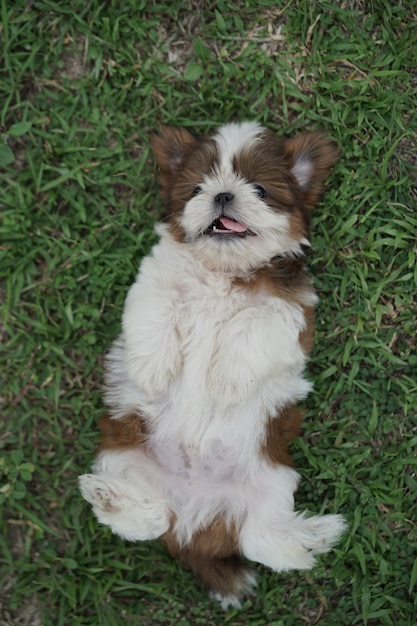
[285,131,340,210]
[150,126,198,198]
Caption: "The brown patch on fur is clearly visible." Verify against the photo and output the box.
[97,413,148,452]
[287,206,311,243]
[284,131,340,210]
[261,405,304,467]
[233,131,302,209]
[150,126,198,200]
[233,130,311,243]
[233,255,313,301]
[234,257,316,356]
[233,128,339,242]
[299,303,315,355]
[162,517,251,598]
[150,126,219,243]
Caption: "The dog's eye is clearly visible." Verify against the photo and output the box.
[192,186,203,197]
[253,184,267,199]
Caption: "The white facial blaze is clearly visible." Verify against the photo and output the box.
[214,121,263,174]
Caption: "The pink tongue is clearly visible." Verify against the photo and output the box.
[219,216,247,233]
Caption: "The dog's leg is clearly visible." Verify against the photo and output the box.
[241,510,346,572]
[239,465,346,571]
[79,448,170,541]
[122,282,183,397]
[207,307,306,407]
[79,473,170,541]
[163,518,256,610]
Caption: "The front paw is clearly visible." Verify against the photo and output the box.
[126,348,182,397]
[207,359,256,407]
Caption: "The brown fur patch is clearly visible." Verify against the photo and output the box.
[150,126,198,200]
[284,131,340,210]
[233,131,302,209]
[97,413,148,452]
[162,517,251,597]
[150,126,219,243]
[299,303,315,355]
[233,129,339,242]
[233,255,314,301]
[261,405,304,467]
[233,131,311,243]
[231,129,337,246]
[164,516,238,558]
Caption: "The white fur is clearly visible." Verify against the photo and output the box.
[214,121,263,174]
[83,231,340,552]
[180,176,304,273]
[106,228,312,457]
[79,472,170,541]
[79,122,345,601]
[239,463,347,571]
[291,156,314,189]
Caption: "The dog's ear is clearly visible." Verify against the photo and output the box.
[284,132,340,209]
[150,126,198,197]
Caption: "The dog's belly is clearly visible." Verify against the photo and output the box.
[150,439,237,488]
[144,438,249,543]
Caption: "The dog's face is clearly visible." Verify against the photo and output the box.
[151,122,339,273]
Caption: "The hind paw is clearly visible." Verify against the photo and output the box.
[78,474,170,541]
[79,475,120,512]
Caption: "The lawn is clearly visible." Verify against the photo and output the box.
[1,1,416,624]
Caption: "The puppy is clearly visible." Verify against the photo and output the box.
[79,121,346,608]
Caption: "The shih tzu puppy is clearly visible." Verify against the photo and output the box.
[79,121,346,608]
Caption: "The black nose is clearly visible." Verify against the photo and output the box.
[215,192,234,209]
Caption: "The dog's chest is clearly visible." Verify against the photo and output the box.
[146,270,307,448]
[177,276,244,354]
[173,270,280,352]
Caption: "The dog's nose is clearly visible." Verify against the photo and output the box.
[215,192,234,209]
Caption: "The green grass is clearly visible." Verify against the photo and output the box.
[1,0,416,624]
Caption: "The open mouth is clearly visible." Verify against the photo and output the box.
[204,216,254,238]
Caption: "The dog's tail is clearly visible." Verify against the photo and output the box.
[162,518,255,609]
